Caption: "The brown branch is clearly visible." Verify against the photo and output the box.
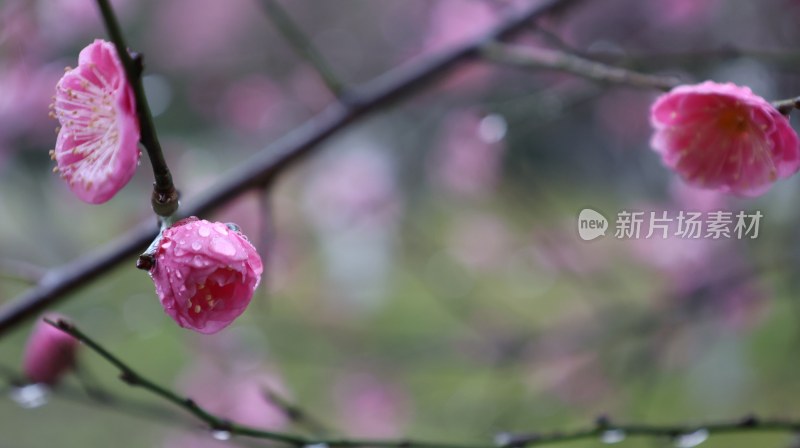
[0,0,580,337]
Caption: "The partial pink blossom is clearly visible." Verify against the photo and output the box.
[22,314,78,385]
[52,39,140,204]
[149,217,263,334]
[650,81,800,197]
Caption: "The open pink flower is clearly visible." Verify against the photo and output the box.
[22,314,79,385]
[149,217,263,334]
[52,39,139,204]
[650,81,800,197]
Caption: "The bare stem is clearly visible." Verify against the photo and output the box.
[481,42,681,91]
[44,318,488,448]
[263,386,334,436]
[259,0,345,96]
[95,0,179,218]
[39,318,800,447]
[772,96,800,115]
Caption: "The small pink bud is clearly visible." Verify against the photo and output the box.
[52,39,140,204]
[650,81,800,197]
[149,217,263,334]
[22,314,79,385]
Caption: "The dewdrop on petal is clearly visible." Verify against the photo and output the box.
[51,39,140,204]
[650,81,800,197]
[148,217,263,334]
[22,314,79,385]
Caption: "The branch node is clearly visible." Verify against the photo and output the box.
[119,371,137,385]
[212,419,234,432]
[595,415,612,429]
[151,185,180,218]
[130,52,144,76]
[740,415,759,427]
[136,254,154,271]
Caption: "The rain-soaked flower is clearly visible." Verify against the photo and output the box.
[51,39,139,204]
[22,314,78,385]
[650,81,800,197]
[149,217,263,334]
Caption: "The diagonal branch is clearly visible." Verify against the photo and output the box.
[0,0,579,338]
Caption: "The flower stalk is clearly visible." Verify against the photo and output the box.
[95,0,179,218]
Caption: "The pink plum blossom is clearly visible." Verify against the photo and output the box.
[22,314,78,385]
[149,217,263,334]
[650,81,800,197]
[52,39,140,204]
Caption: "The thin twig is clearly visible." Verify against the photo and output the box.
[263,386,334,436]
[481,42,681,91]
[0,362,191,429]
[498,415,800,446]
[39,319,800,447]
[95,0,179,217]
[44,317,489,448]
[773,96,800,115]
[588,46,800,70]
[259,0,345,96]
[0,0,579,338]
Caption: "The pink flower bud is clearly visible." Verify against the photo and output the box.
[22,314,79,385]
[52,39,140,204]
[650,81,800,197]
[149,217,263,334]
